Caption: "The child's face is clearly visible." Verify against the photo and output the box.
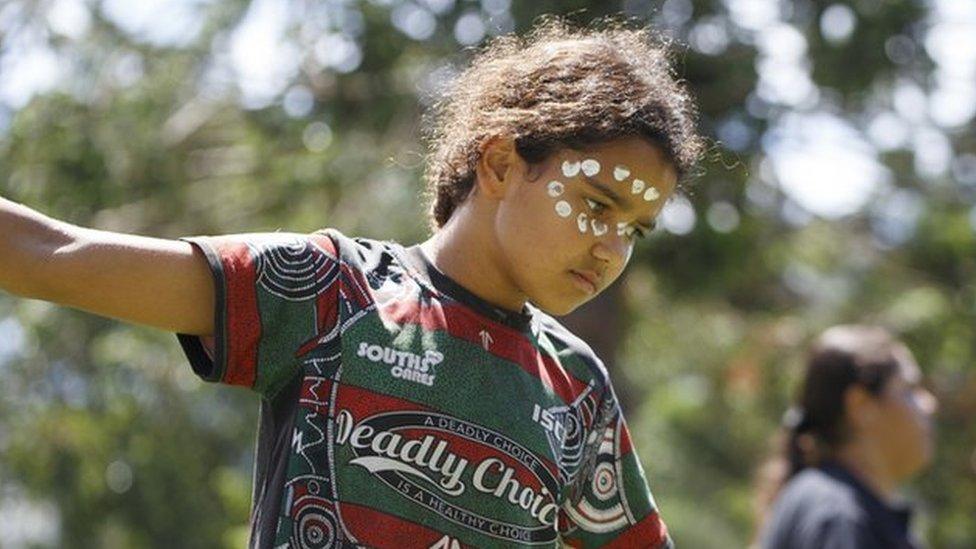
[494,136,677,315]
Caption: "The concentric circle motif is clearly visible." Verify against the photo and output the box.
[293,505,337,549]
[253,238,337,301]
[592,462,617,501]
[563,412,581,440]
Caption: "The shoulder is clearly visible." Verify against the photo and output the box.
[531,308,611,390]
[221,228,404,277]
[219,229,411,304]
[310,229,418,282]
[764,469,873,549]
[314,229,400,263]
[779,468,866,519]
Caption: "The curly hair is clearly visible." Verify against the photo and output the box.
[423,18,704,229]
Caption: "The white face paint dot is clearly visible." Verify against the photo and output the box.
[613,165,631,181]
[555,200,572,217]
[581,159,601,177]
[616,222,628,236]
[631,179,646,195]
[591,219,608,236]
[547,180,564,197]
[577,212,589,233]
[643,187,660,201]
[561,160,581,178]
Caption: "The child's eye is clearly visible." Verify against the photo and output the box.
[618,223,650,240]
[585,198,608,214]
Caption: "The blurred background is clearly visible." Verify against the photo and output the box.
[0,0,973,547]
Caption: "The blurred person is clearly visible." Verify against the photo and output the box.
[756,325,938,549]
[0,20,703,548]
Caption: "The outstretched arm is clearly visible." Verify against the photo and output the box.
[0,196,214,335]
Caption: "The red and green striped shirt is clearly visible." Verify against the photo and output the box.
[177,229,671,548]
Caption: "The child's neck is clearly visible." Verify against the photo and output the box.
[419,205,527,313]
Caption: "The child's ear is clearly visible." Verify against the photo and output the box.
[475,135,521,199]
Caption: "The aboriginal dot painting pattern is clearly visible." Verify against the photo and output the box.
[547,158,660,236]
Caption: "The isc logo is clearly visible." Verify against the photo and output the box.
[531,403,567,441]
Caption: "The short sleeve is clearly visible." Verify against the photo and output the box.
[559,385,672,548]
[176,231,341,397]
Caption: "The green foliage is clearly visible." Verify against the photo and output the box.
[1,1,973,547]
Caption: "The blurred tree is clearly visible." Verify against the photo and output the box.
[0,0,973,547]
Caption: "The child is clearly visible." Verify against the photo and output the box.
[756,325,937,549]
[0,20,702,548]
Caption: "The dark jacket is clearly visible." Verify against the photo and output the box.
[760,463,920,549]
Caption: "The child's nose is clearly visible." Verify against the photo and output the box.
[590,233,630,267]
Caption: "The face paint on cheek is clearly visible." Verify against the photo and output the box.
[547,180,564,197]
[591,219,608,236]
[577,212,589,234]
[616,222,628,236]
[613,165,631,181]
[562,160,581,178]
[555,200,572,217]
[643,187,660,201]
[631,179,645,194]
[581,159,601,177]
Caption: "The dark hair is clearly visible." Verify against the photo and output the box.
[754,325,906,530]
[423,18,705,229]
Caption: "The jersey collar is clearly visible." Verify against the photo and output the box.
[400,244,534,332]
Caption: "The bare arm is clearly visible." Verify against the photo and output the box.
[0,196,215,335]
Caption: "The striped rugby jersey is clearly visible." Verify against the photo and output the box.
[177,229,671,548]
